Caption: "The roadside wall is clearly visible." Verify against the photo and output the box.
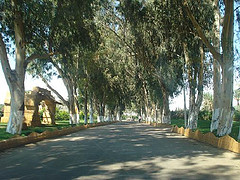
[147,122,240,154]
[172,125,240,154]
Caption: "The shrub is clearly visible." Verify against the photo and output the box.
[233,110,240,121]
[79,111,84,120]
[171,110,187,120]
[171,109,212,121]
[55,108,69,121]
[198,110,212,121]
[39,108,45,121]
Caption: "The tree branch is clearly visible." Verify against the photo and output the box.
[183,1,222,64]
[49,58,73,102]
[49,58,66,78]
[103,24,137,56]
[24,52,55,68]
[0,34,13,86]
[234,5,240,12]
[39,73,69,107]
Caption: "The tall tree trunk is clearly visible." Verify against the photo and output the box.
[188,91,198,129]
[119,103,124,121]
[116,105,121,121]
[97,105,101,123]
[68,92,77,124]
[183,41,204,129]
[217,0,234,136]
[84,88,88,125]
[6,84,25,134]
[73,85,80,124]
[158,105,163,123]
[65,81,78,124]
[217,61,234,136]
[183,42,195,128]
[183,56,188,127]
[155,103,158,123]
[107,108,112,122]
[51,61,79,124]
[162,90,171,124]
[156,77,171,124]
[97,102,105,122]
[143,81,149,122]
[89,94,94,123]
[211,59,221,131]
[0,0,26,134]
[211,0,221,132]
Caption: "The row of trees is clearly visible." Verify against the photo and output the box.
[0,0,240,139]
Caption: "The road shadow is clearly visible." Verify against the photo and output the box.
[0,121,240,180]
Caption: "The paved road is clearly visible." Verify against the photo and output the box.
[0,121,240,180]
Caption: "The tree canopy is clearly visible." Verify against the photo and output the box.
[0,0,239,137]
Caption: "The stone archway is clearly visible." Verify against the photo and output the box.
[1,87,60,127]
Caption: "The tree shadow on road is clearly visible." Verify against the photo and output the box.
[0,121,240,180]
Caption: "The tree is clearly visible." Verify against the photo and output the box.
[169,0,214,129]
[89,1,136,122]
[119,0,186,124]
[0,0,55,134]
[184,0,235,136]
[27,0,100,125]
[183,41,204,129]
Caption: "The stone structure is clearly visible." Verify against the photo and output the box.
[1,87,60,127]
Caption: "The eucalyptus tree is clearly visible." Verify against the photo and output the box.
[88,33,133,122]
[181,14,209,129]
[0,0,56,134]
[89,0,136,121]
[142,70,165,123]
[183,40,204,129]
[27,0,100,125]
[184,0,236,136]
[210,0,221,133]
[119,0,184,124]
[157,0,215,129]
[87,58,107,122]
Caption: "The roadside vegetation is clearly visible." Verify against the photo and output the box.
[171,107,240,141]
[0,109,96,141]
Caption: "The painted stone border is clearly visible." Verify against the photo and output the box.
[148,122,172,128]
[0,122,117,152]
[171,126,240,154]
[147,122,240,154]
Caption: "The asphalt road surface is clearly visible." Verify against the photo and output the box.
[0,121,240,180]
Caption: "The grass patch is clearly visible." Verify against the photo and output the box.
[171,119,240,141]
[0,123,14,140]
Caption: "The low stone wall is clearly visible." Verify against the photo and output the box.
[148,122,172,128]
[0,122,117,152]
[171,126,240,154]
